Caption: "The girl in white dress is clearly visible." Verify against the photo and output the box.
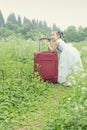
[47,31,83,86]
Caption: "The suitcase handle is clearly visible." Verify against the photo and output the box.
[39,37,51,51]
[39,38,51,41]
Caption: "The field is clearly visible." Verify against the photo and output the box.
[0,37,87,130]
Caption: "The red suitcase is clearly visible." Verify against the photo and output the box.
[34,38,58,83]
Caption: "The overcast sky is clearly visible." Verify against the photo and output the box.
[0,0,87,30]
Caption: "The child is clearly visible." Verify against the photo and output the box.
[47,30,84,86]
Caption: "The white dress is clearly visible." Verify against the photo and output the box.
[57,38,83,83]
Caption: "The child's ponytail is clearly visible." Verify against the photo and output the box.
[55,30,67,43]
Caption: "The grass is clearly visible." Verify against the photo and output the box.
[0,37,87,130]
[14,86,72,130]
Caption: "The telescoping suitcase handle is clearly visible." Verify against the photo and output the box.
[39,38,51,51]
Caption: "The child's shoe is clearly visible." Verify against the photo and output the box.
[63,81,72,86]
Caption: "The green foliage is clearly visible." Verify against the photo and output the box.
[0,38,87,130]
[0,28,13,38]
[0,10,87,130]
[7,13,17,24]
[5,21,19,33]
[44,72,87,130]
[64,26,77,42]
[24,30,49,40]
[0,10,87,42]
[64,26,87,42]
[43,42,87,130]
[0,10,5,27]
[52,24,60,31]
[17,15,22,26]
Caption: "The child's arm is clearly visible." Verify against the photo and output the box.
[47,41,59,52]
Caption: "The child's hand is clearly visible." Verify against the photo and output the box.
[47,38,51,42]
[47,42,51,46]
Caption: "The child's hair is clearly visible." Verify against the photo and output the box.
[56,30,63,38]
[56,30,67,43]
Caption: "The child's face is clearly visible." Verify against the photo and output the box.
[51,31,60,41]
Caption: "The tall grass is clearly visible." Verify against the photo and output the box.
[0,38,87,130]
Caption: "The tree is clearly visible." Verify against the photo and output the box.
[77,26,85,42]
[22,17,34,35]
[43,21,48,31]
[38,21,43,29]
[64,26,77,42]
[23,16,31,25]
[0,27,12,38]
[83,27,87,41]
[17,15,22,26]
[7,13,17,24]
[52,24,59,31]
[6,13,19,33]
[5,21,19,32]
[32,19,37,29]
[0,10,5,27]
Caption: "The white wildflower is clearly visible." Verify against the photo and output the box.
[85,59,87,63]
[75,105,79,111]
[82,46,87,50]
[81,87,87,91]
[72,80,76,85]
[81,87,87,94]
[80,73,87,78]
[79,106,84,110]
[84,100,87,106]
